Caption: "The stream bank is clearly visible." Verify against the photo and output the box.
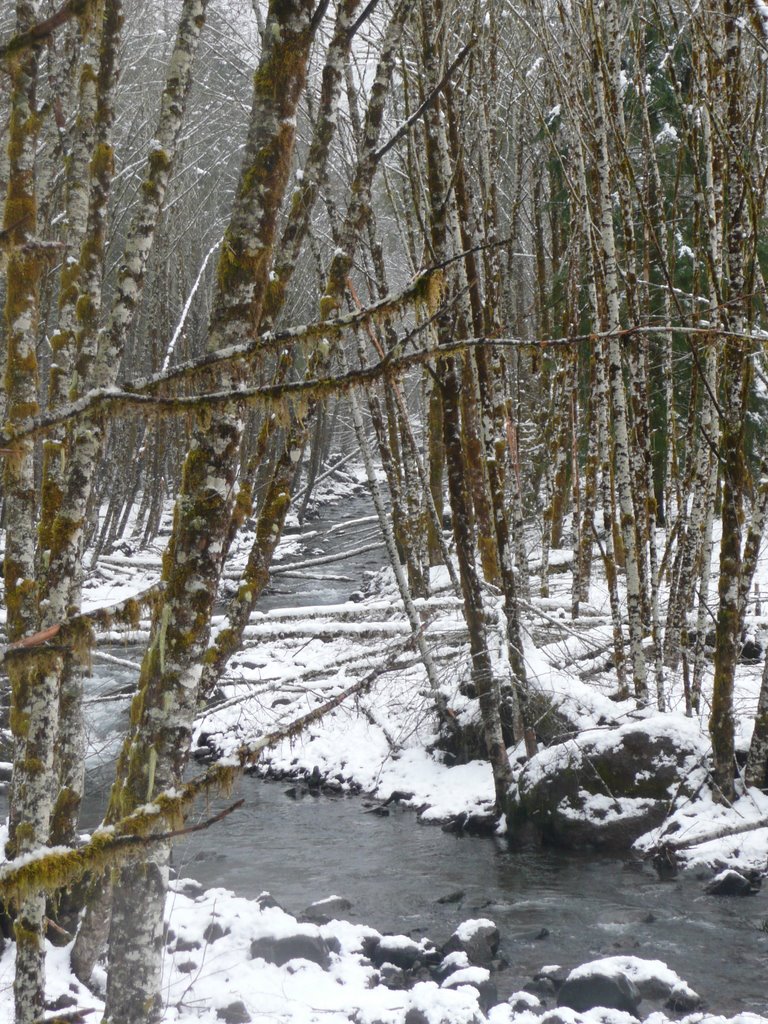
[2,479,768,1022]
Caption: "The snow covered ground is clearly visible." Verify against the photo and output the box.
[2,470,768,1023]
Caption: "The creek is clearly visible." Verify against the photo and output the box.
[4,487,768,1016]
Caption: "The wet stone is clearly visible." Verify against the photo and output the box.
[442,919,500,965]
[174,937,202,952]
[300,895,353,924]
[705,869,759,896]
[557,972,641,1015]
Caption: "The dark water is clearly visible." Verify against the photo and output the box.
[172,779,768,1016]
[3,489,767,1016]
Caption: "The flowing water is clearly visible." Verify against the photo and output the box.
[173,780,768,1016]
[3,489,768,1015]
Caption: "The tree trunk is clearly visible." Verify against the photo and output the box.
[103,5,315,1020]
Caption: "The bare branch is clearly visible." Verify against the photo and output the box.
[374,38,476,163]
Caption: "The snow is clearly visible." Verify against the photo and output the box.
[0,884,492,1024]
[455,919,497,943]
[3,472,768,1024]
[442,965,491,988]
[567,955,698,1001]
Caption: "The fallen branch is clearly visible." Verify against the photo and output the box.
[268,540,385,575]
[649,813,768,854]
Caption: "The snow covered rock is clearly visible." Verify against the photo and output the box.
[442,918,500,965]
[300,894,353,923]
[364,933,439,971]
[403,980,486,1024]
[216,1000,251,1023]
[509,716,706,849]
[249,930,338,969]
[557,955,701,1015]
[441,965,498,1012]
[704,868,759,896]
[557,970,641,1015]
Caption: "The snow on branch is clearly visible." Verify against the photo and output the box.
[0,584,165,664]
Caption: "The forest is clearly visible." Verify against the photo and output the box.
[1,0,768,1022]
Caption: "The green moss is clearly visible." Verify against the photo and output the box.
[90,141,114,178]
[50,787,81,843]
[10,707,31,737]
[13,823,35,848]
[5,576,37,628]
[319,293,339,320]
[148,147,172,174]
[13,919,40,944]
[120,598,141,629]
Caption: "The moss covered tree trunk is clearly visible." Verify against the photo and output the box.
[198,0,412,695]
[589,9,647,701]
[420,0,513,811]
[2,5,50,1021]
[710,0,749,802]
[44,0,123,853]
[102,5,315,1020]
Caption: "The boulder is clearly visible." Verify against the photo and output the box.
[559,956,700,1013]
[203,922,229,943]
[403,1013,430,1024]
[404,1007,483,1024]
[442,919,500,965]
[436,890,465,905]
[509,716,705,849]
[378,963,408,990]
[508,991,541,1013]
[441,966,498,1012]
[249,932,334,970]
[705,868,758,896]
[740,637,763,663]
[557,971,641,1014]
[255,892,284,912]
[300,896,352,924]
[364,934,437,971]
[173,936,201,953]
[432,950,471,984]
[666,985,703,1012]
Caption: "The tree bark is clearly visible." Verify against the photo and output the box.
[102,5,315,1020]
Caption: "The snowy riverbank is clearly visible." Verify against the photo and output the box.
[2,471,768,1023]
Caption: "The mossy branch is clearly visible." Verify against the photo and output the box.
[0,637,414,902]
[0,0,90,61]
[0,584,164,663]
